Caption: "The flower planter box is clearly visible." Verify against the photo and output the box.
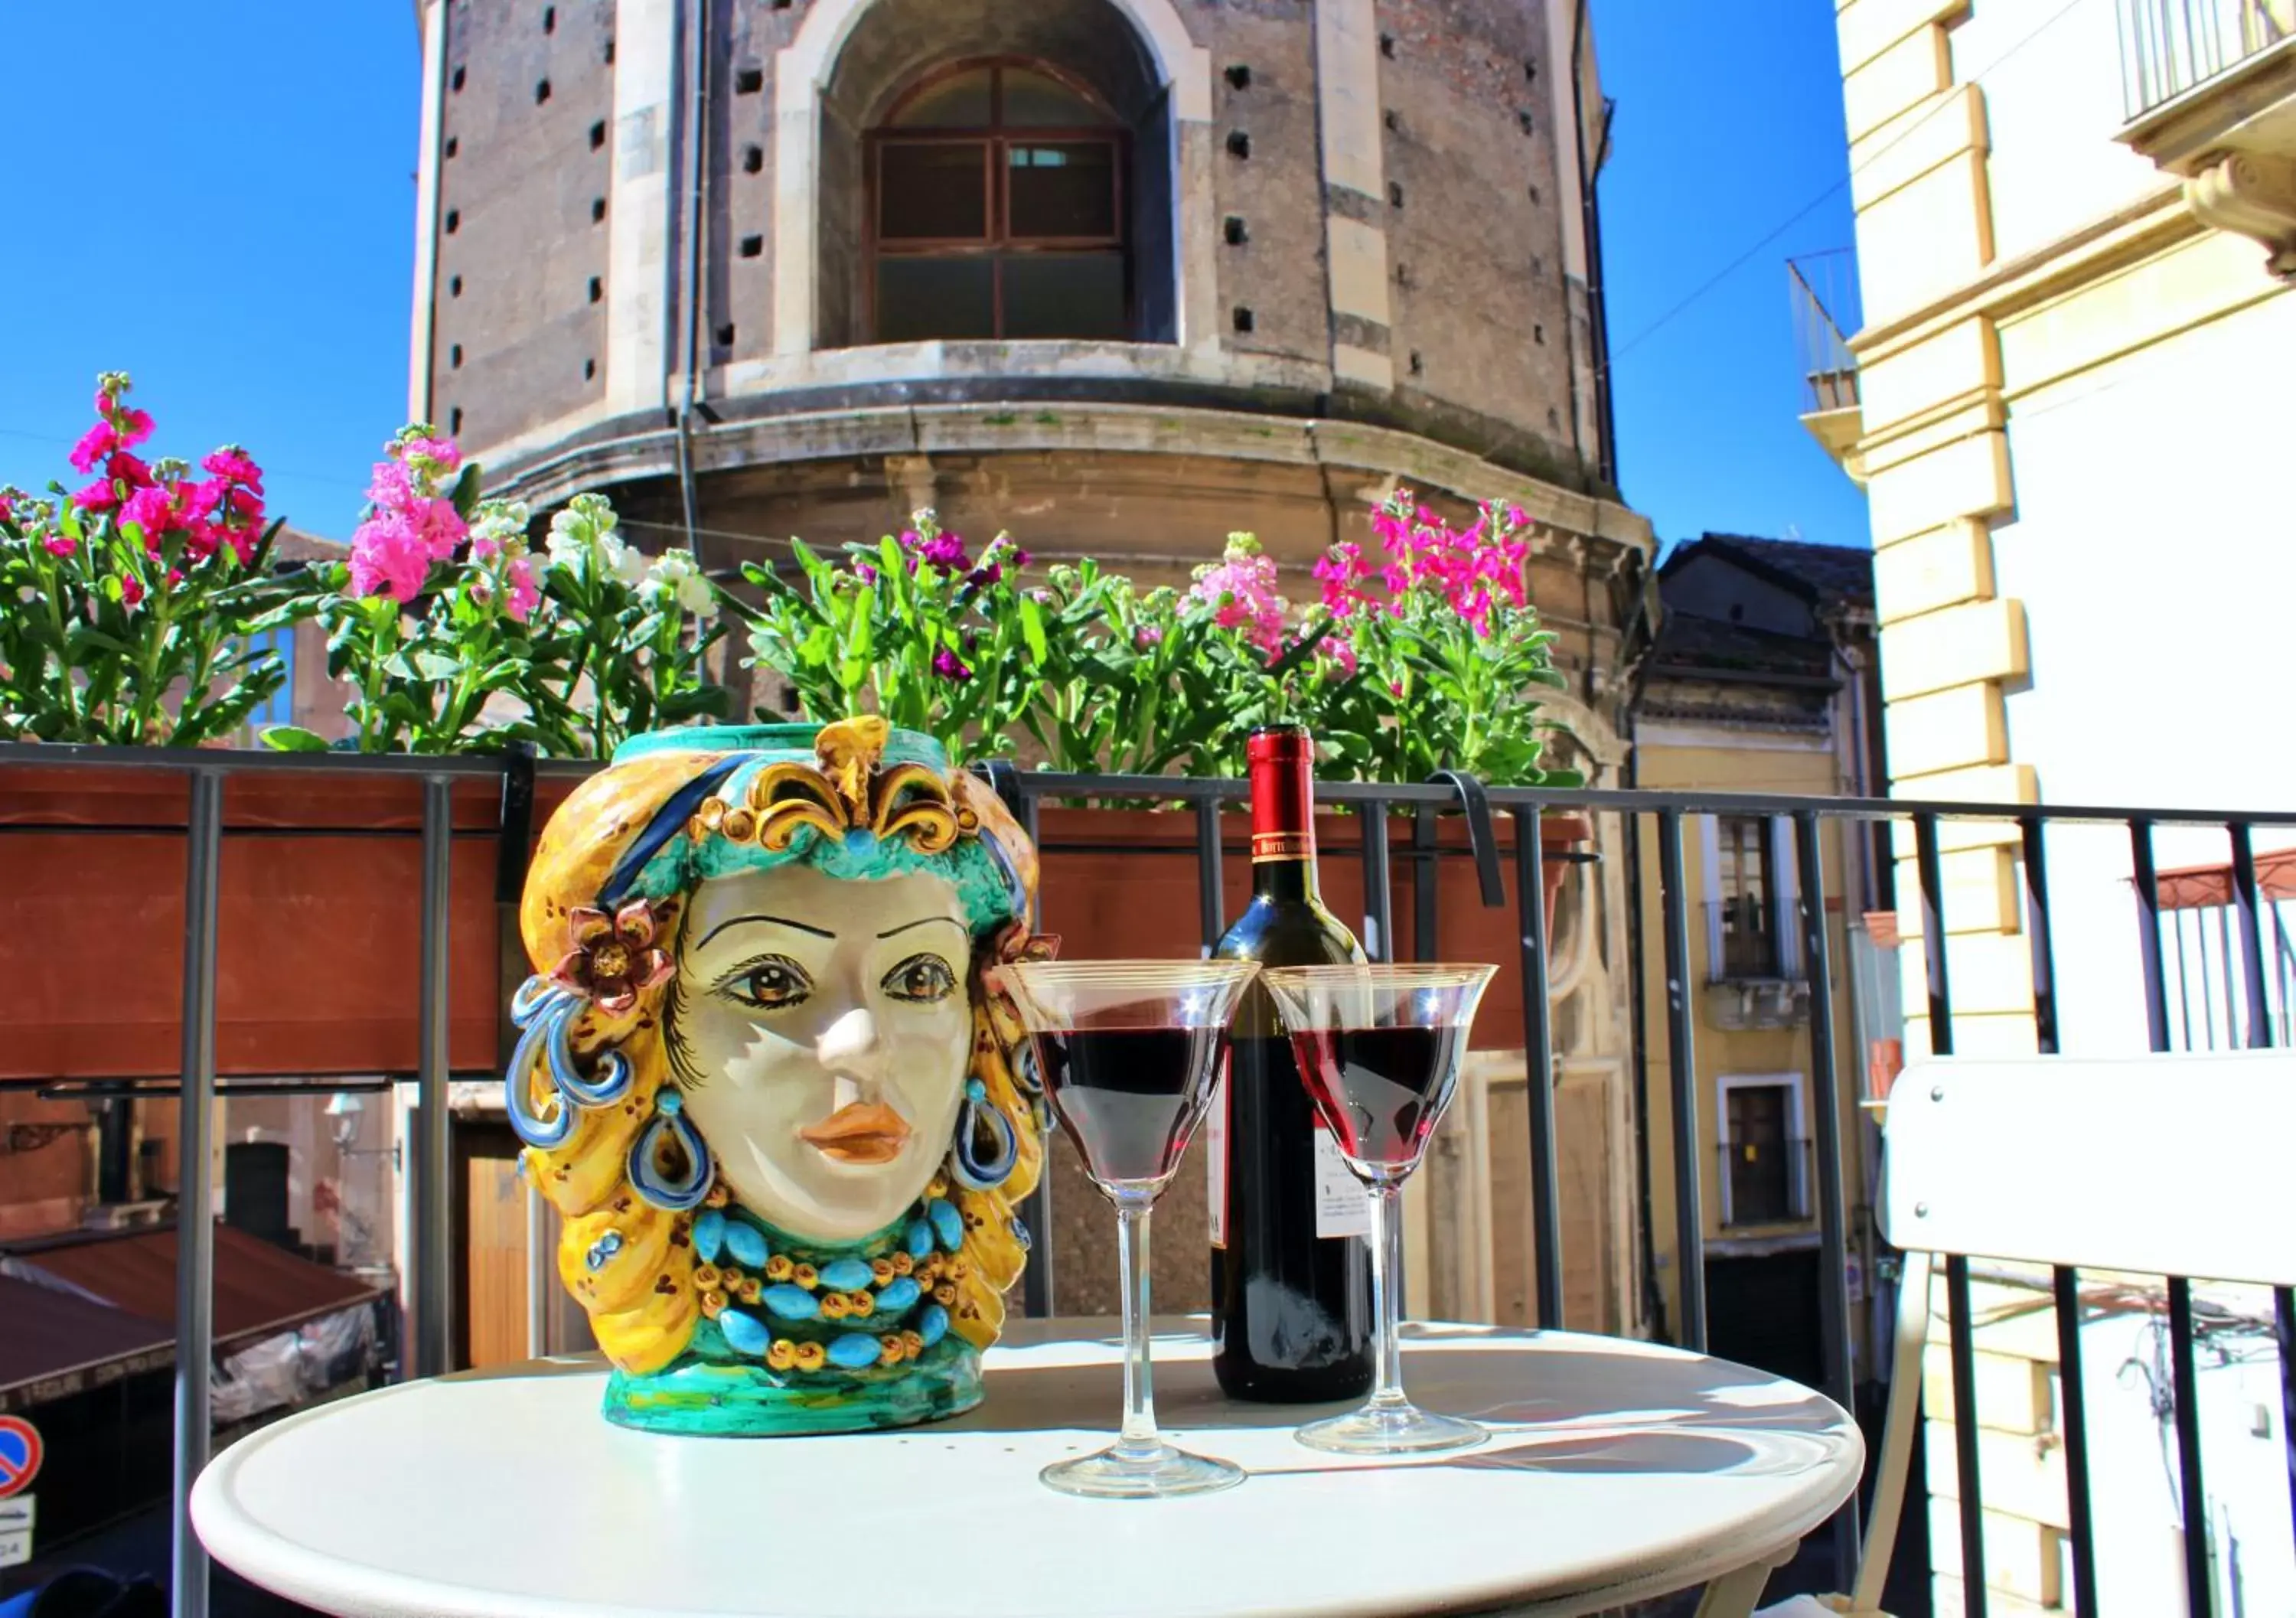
[1032,807,1590,1049]
[0,761,572,1081]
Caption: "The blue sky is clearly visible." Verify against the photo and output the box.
[0,2,1866,554]
[1593,0,1870,551]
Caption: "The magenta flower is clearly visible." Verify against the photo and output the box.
[105,452,152,490]
[931,646,974,682]
[72,477,120,514]
[910,529,968,572]
[112,407,154,452]
[119,574,145,608]
[69,422,119,474]
[120,484,183,548]
[200,446,265,491]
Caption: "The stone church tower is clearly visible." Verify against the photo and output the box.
[410,0,1649,720]
[412,0,1655,1328]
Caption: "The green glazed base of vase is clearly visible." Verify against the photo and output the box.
[601,1338,983,1437]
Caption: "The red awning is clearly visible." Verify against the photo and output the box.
[2151,847,2296,912]
[2,1223,383,1357]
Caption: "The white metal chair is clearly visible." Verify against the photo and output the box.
[1755,1049,2296,1617]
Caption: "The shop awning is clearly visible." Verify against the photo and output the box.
[0,1222,385,1375]
[0,1274,172,1413]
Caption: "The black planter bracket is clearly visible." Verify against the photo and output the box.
[1428,768,1505,908]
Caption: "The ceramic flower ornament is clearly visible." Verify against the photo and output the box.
[507,718,1051,1434]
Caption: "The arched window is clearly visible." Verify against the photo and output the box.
[869,60,1129,342]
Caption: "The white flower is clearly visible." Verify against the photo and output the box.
[677,573,714,614]
[612,542,649,585]
[642,549,715,614]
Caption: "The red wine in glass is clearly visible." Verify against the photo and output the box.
[1287,1025,1466,1176]
[1031,1026,1227,1189]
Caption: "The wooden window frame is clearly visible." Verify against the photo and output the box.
[865,57,1132,342]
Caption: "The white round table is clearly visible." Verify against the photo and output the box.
[192,1321,1862,1618]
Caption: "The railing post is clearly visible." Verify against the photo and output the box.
[1914,812,1988,1618]
[2230,821,2296,1545]
[2023,817,2099,1618]
[2132,817,2216,1618]
[1793,811,1859,1583]
[1655,808,1705,1351]
[409,776,455,1379]
[1361,799,1393,964]
[1512,808,1564,1330]
[1016,783,1052,1319]
[172,769,223,1618]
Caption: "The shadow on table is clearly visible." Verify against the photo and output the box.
[939,1329,1854,1483]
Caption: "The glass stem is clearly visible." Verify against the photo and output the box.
[1367,1179,1410,1410]
[1114,1192,1164,1459]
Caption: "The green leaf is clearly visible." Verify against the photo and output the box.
[262,724,332,752]
[448,462,484,520]
[1017,594,1049,664]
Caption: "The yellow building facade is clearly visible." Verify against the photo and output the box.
[1631,537,1893,1404]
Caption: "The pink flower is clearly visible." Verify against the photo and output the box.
[931,646,974,682]
[72,477,120,514]
[348,514,434,603]
[106,452,152,490]
[0,493,11,526]
[121,484,183,547]
[119,574,145,608]
[70,422,119,474]
[1188,533,1287,656]
[1133,623,1165,648]
[112,407,154,452]
[43,533,76,558]
[400,436,460,472]
[200,446,265,491]
[504,555,540,622]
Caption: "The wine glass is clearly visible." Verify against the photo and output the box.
[1260,963,1496,1455]
[995,958,1261,1499]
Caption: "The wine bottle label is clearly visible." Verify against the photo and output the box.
[1313,1125,1372,1239]
[1205,1062,1228,1248]
[1250,830,1312,863]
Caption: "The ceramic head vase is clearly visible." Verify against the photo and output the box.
[507,719,1052,1434]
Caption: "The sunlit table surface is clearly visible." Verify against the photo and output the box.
[191,1318,1861,1618]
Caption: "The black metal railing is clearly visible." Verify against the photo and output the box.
[5,738,2295,1618]
[1787,249,1862,416]
[2119,0,2296,119]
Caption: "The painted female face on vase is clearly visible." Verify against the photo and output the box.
[671,863,974,1243]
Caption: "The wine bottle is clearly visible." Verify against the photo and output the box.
[1208,724,1375,1402]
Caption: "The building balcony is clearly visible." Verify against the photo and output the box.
[1701,899,1813,1029]
[1785,250,1865,481]
[2117,0,2296,276]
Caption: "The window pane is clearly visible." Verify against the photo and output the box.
[1006,142,1116,238]
[1000,253,1126,340]
[879,144,987,240]
[876,256,996,341]
[1001,66,1112,126]
[889,67,991,127]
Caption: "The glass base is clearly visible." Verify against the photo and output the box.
[1039,1440,1247,1499]
[1296,1401,1487,1457]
